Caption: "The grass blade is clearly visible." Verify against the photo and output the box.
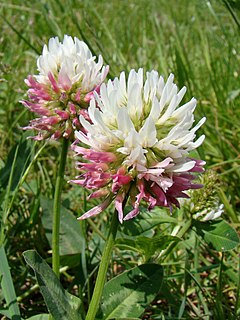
[0,245,21,320]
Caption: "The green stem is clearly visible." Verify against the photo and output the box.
[216,253,225,319]
[85,211,119,320]
[52,138,69,278]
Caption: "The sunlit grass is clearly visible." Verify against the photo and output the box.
[0,0,239,318]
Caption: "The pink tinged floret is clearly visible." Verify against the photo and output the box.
[51,130,62,139]
[58,69,72,91]
[71,163,111,189]
[72,118,80,127]
[25,75,42,89]
[88,189,109,199]
[63,127,73,138]
[145,194,157,210]
[68,178,85,186]
[189,159,206,172]
[151,183,168,206]
[84,66,109,103]
[25,76,52,101]
[38,116,60,125]
[115,193,125,223]
[86,172,111,188]
[79,109,91,122]
[154,157,174,168]
[123,181,146,221]
[23,116,60,132]
[112,167,132,193]
[77,162,109,172]
[59,92,67,102]
[77,195,113,220]
[48,72,60,93]
[83,65,109,103]
[84,91,95,103]
[75,89,81,102]
[165,172,202,204]
[84,84,101,103]
[69,175,108,189]
[20,100,50,116]
[123,207,140,221]
[138,157,173,179]
[29,89,52,101]
[72,145,117,163]
[55,109,70,119]
[29,134,45,141]
[69,102,77,114]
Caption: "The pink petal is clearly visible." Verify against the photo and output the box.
[77,195,113,220]
[20,100,50,116]
[75,89,81,102]
[84,91,94,103]
[115,193,125,223]
[112,168,132,193]
[77,162,109,172]
[55,109,70,119]
[88,189,109,199]
[48,72,60,93]
[151,183,168,206]
[72,146,117,163]
[69,102,76,114]
[58,69,72,91]
[123,207,140,221]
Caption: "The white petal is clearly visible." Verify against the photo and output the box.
[170,160,196,172]
[139,116,157,147]
[172,98,197,119]
[117,108,134,135]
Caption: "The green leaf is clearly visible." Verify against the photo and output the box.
[23,250,82,320]
[99,263,163,319]
[0,138,32,191]
[115,238,140,253]
[121,208,178,237]
[0,245,21,320]
[116,236,180,260]
[27,315,49,320]
[41,197,84,256]
[193,219,240,251]
[103,318,140,320]
[137,235,181,259]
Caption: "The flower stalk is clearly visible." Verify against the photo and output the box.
[52,138,69,277]
[85,211,119,320]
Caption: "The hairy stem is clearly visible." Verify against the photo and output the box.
[85,211,119,320]
[52,138,69,278]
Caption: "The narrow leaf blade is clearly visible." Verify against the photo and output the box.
[0,246,21,320]
[23,250,82,320]
[41,197,84,256]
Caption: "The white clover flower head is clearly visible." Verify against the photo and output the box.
[193,203,224,221]
[21,35,109,140]
[71,69,206,222]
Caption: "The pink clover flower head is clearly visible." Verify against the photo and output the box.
[21,35,109,140]
[71,69,206,222]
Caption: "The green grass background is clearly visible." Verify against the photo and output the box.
[0,0,239,319]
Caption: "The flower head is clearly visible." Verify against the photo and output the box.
[71,69,206,222]
[193,203,224,221]
[21,35,109,140]
[188,170,224,221]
